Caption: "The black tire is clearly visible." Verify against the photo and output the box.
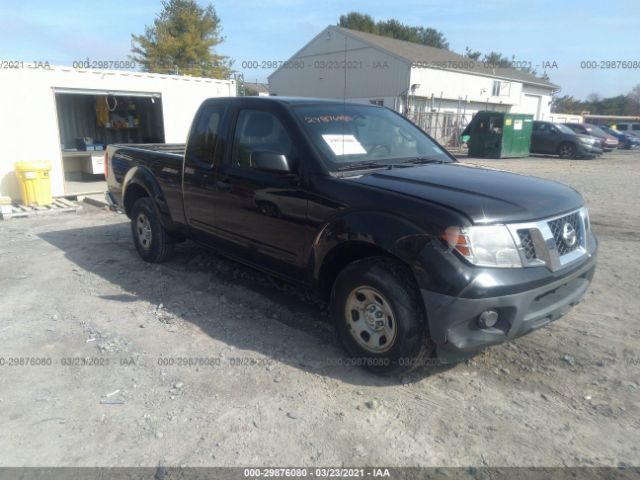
[557,142,577,159]
[130,197,175,263]
[330,257,432,375]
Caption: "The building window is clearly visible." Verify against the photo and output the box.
[491,80,511,97]
[491,80,501,96]
[369,99,384,106]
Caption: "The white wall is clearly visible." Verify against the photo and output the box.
[269,27,410,101]
[548,113,583,124]
[409,67,524,109]
[409,68,553,120]
[511,84,554,120]
[0,66,235,199]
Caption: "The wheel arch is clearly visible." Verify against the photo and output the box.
[311,211,434,300]
[122,166,175,230]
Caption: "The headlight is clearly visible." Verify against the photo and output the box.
[443,225,522,268]
[578,136,593,145]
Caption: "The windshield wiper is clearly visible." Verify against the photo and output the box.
[336,162,392,172]
[401,156,447,165]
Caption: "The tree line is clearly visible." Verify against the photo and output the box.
[552,86,640,115]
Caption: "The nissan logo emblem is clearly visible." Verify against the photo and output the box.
[562,222,577,247]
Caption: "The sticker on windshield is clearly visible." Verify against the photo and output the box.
[513,119,523,130]
[322,134,367,155]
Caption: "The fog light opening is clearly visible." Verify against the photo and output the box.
[478,310,499,329]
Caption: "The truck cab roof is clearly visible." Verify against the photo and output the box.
[204,96,382,108]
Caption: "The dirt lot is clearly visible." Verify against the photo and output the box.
[1,149,639,468]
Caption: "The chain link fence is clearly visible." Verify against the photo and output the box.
[405,111,474,151]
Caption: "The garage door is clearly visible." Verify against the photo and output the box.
[522,94,542,120]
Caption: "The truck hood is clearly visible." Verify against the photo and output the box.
[349,163,583,224]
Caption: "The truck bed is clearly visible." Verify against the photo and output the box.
[106,142,187,224]
[111,143,186,156]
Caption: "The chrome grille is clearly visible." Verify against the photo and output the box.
[548,212,582,256]
[506,207,590,272]
[517,230,536,260]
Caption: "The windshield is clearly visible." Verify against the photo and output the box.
[291,104,452,171]
[555,123,576,135]
[586,125,607,136]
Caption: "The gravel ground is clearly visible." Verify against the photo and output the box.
[0,149,638,468]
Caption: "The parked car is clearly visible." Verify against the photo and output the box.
[600,125,640,149]
[614,122,640,138]
[530,121,602,158]
[565,123,619,151]
[105,97,598,375]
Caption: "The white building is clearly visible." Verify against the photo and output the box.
[0,66,235,201]
[269,26,558,138]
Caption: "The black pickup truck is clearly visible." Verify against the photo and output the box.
[105,97,597,374]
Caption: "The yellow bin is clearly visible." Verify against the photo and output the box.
[15,161,52,206]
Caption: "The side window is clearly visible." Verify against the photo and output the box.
[617,124,628,131]
[632,124,640,131]
[231,110,294,169]
[187,105,226,167]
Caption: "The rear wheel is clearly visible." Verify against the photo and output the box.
[130,197,175,263]
[557,142,577,159]
[330,257,432,375]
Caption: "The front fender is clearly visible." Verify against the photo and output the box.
[310,210,437,283]
[123,166,175,230]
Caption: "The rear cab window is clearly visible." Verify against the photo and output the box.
[187,102,228,168]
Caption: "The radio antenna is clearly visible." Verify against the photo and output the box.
[343,34,347,103]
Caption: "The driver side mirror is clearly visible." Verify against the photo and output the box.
[251,151,291,173]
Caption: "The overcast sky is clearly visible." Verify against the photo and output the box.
[1,0,638,99]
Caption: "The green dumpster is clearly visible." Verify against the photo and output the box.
[462,111,533,158]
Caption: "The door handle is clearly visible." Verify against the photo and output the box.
[216,179,232,192]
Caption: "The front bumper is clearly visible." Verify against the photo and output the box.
[577,142,602,156]
[421,250,597,362]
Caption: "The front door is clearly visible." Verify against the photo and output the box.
[531,122,554,154]
[213,108,308,279]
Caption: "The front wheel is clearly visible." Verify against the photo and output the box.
[557,142,577,159]
[130,197,175,263]
[330,257,432,375]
